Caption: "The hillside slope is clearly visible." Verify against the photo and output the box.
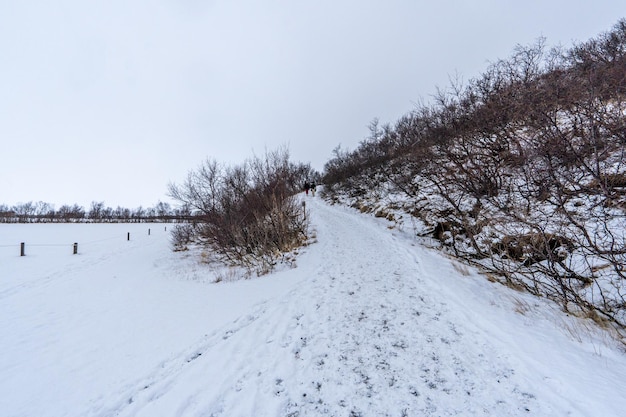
[321,20,626,327]
[2,199,625,416]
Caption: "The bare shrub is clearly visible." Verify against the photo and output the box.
[170,223,195,251]
[168,148,311,275]
[321,19,626,328]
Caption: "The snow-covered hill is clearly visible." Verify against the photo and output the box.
[1,198,625,416]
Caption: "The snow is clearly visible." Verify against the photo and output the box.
[1,199,625,417]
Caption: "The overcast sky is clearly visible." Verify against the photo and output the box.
[1,1,623,208]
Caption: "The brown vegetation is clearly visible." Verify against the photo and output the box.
[168,148,313,275]
[321,20,626,329]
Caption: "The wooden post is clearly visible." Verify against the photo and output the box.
[127,232,130,241]
[148,228,151,236]
[302,201,306,221]
[73,242,78,255]
[20,242,25,256]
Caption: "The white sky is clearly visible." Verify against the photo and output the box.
[1,0,623,208]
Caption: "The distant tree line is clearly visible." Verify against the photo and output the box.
[0,200,190,223]
[322,20,626,329]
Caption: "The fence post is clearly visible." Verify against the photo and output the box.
[148,228,151,236]
[302,201,306,221]
[20,242,25,256]
[127,232,130,241]
[73,242,78,255]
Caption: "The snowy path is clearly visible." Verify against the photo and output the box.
[85,199,624,417]
[3,202,625,416]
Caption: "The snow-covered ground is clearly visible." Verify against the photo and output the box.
[1,198,625,417]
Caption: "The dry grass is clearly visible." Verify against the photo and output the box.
[451,261,472,277]
[214,267,244,283]
[512,297,532,315]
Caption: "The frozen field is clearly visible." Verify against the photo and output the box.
[1,199,625,417]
